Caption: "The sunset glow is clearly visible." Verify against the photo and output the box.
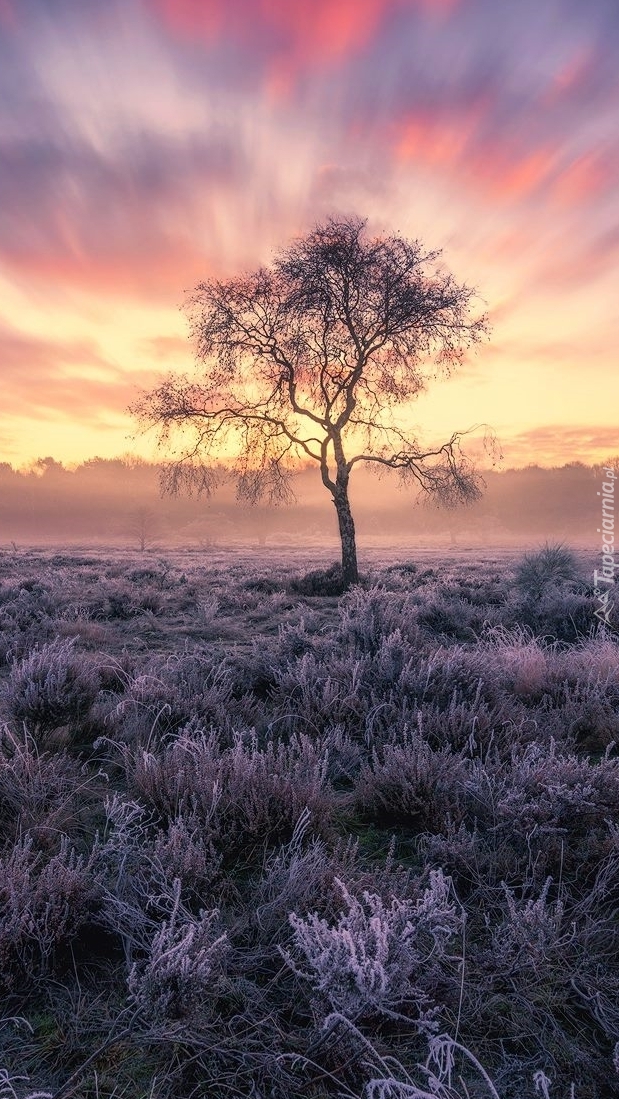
[1,0,617,467]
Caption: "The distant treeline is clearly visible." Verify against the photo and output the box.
[0,456,611,545]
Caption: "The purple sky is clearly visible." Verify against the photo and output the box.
[0,0,617,466]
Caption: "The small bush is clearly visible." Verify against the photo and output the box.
[494,741,619,839]
[117,728,335,857]
[284,870,461,1030]
[99,649,237,742]
[0,726,104,852]
[0,835,101,989]
[3,639,99,735]
[290,563,348,597]
[128,879,228,1023]
[338,586,422,651]
[514,542,583,601]
[354,733,469,832]
[0,584,58,664]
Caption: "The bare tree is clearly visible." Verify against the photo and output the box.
[126,506,160,552]
[132,216,490,586]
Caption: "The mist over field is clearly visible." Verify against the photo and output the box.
[0,457,605,548]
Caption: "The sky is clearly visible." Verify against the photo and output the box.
[0,0,618,470]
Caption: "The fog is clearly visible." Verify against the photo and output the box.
[0,456,608,549]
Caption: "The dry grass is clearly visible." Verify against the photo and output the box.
[0,542,615,1098]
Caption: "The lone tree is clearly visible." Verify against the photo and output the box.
[132,216,489,587]
[125,505,160,552]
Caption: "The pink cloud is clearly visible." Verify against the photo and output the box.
[0,325,156,426]
[0,0,15,26]
[4,245,210,302]
[551,150,614,207]
[150,0,458,95]
[394,104,562,204]
[543,47,598,106]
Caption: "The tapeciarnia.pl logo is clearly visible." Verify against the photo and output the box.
[593,467,616,629]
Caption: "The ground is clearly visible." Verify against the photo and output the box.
[0,541,616,1099]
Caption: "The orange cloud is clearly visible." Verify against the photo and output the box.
[506,425,619,468]
[263,0,390,63]
[0,327,135,424]
[532,224,619,291]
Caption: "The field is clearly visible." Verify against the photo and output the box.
[0,542,617,1099]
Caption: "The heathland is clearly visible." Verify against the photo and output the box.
[0,543,617,1098]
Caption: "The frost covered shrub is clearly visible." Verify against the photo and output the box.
[223,643,280,701]
[494,742,619,839]
[267,629,542,749]
[420,741,619,893]
[514,542,584,601]
[0,835,101,988]
[242,574,283,595]
[368,629,415,689]
[541,637,619,750]
[268,651,372,734]
[501,544,596,642]
[514,588,598,643]
[441,743,619,887]
[151,816,222,900]
[100,648,239,742]
[94,796,187,953]
[478,627,619,740]
[320,724,365,786]
[274,617,319,661]
[0,583,58,664]
[338,586,423,652]
[87,580,145,620]
[128,879,228,1023]
[481,628,554,701]
[354,733,469,832]
[491,877,568,975]
[3,638,99,734]
[265,635,440,741]
[94,797,222,980]
[542,678,619,752]
[121,728,334,855]
[284,870,461,1030]
[251,829,359,951]
[413,691,534,756]
[0,726,104,851]
[479,871,619,1092]
[289,563,348,596]
[418,823,483,889]
[566,635,619,684]
[402,645,500,709]
[416,594,492,641]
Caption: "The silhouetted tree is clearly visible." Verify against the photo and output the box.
[126,506,160,552]
[132,216,490,586]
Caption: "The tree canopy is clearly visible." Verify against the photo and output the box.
[132,215,490,584]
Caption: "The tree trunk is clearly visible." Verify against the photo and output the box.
[333,485,359,587]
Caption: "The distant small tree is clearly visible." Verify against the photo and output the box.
[132,216,491,586]
[126,506,160,552]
